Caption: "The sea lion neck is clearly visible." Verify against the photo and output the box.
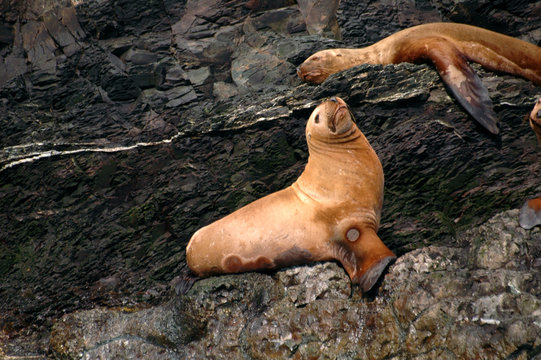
[340,44,388,66]
[307,126,364,153]
[296,124,381,204]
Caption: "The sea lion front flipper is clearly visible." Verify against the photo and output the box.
[358,255,396,292]
[519,197,541,230]
[421,38,500,135]
[335,227,396,292]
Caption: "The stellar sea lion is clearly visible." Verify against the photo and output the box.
[518,98,541,230]
[186,97,396,292]
[297,22,541,135]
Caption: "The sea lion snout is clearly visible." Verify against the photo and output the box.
[297,53,330,84]
[531,98,541,123]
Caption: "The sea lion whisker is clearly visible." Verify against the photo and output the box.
[332,242,358,271]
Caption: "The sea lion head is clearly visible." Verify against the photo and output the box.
[306,96,356,143]
[530,98,541,144]
[297,49,347,84]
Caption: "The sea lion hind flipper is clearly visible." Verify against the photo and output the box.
[172,273,200,295]
[519,197,541,230]
[424,39,500,134]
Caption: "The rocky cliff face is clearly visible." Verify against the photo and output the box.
[1,0,540,358]
[48,210,541,359]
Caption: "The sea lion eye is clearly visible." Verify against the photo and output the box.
[314,114,319,123]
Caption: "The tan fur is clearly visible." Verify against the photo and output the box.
[298,22,541,85]
[186,97,395,291]
[298,23,541,135]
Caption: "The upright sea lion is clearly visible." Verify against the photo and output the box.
[186,97,396,292]
[518,98,541,230]
[297,22,541,135]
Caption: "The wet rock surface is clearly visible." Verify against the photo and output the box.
[48,210,541,359]
[0,0,540,358]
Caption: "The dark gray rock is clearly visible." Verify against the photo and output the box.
[0,23,13,46]
[48,210,541,359]
[298,0,341,38]
[43,11,79,56]
[0,0,540,358]
[21,20,57,73]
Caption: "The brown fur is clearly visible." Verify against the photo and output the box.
[298,23,541,135]
[186,97,395,292]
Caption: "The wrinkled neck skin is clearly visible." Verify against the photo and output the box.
[293,124,383,226]
[301,40,395,84]
[325,40,394,72]
[339,43,390,67]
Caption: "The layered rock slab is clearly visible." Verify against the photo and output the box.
[50,210,541,359]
